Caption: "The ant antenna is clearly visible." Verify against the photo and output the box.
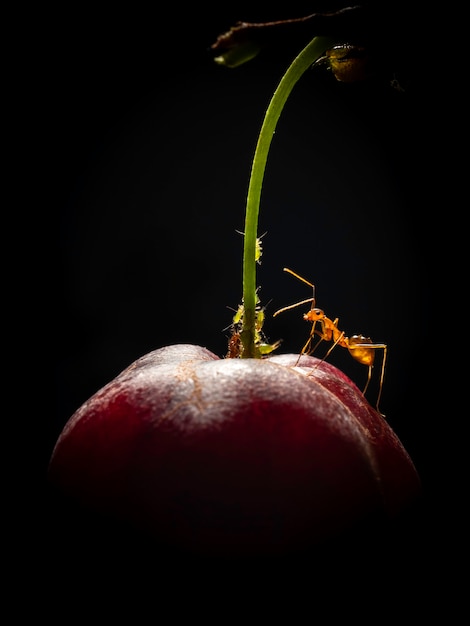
[273,268,316,317]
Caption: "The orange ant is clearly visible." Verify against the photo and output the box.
[273,268,387,416]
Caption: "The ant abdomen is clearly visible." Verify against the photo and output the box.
[347,335,375,367]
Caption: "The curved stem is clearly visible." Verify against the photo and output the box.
[241,35,337,357]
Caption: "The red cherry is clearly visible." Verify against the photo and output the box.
[48,343,420,558]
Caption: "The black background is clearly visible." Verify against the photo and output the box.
[26,1,460,618]
[50,2,431,469]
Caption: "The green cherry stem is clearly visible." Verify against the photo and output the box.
[240,35,337,358]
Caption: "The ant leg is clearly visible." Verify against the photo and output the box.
[313,331,345,367]
[296,322,317,365]
[309,335,325,355]
[375,346,387,417]
[358,345,387,417]
[362,365,373,396]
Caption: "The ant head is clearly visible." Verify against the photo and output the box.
[304,308,324,322]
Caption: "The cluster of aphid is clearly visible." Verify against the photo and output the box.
[226,295,282,359]
[226,233,281,359]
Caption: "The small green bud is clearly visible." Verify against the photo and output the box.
[214,42,261,68]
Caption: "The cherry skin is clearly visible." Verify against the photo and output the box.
[48,343,421,559]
